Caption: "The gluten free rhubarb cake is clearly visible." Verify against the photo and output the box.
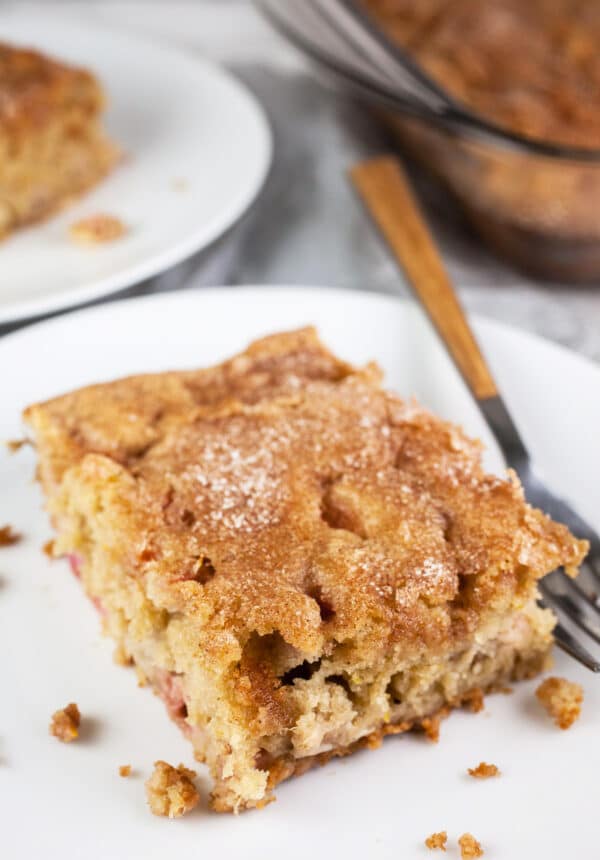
[24,329,586,812]
[0,42,118,239]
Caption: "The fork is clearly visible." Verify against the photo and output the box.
[349,155,600,672]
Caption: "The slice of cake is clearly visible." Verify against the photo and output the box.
[0,42,118,240]
[24,328,586,812]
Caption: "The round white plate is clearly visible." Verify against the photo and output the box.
[0,12,271,324]
[1,287,598,859]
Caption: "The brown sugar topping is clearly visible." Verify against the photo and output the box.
[425,831,448,851]
[145,761,199,818]
[536,676,583,729]
[458,833,484,859]
[49,702,81,743]
[0,525,21,546]
[467,762,500,779]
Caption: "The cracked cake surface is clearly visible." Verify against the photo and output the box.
[24,328,587,811]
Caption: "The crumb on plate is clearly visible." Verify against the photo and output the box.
[0,525,21,546]
[69,214,127,244]
[145,761,199,818]
[171,178,189,191]
[42,539,55,557]
[536,676,583,729]
[467,762,500,779]
[50,702,81,743]
[119,764,132,777]
[425,831,447,851]
[459,833,484,858]
[6,438,29,453]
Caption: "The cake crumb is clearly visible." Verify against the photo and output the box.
[425,831,447,851]
[119,764,132,777]
[171,178,189,191]
[467,762,500,779]
[145,761,199,818]
[69,214,127,244]
[43,539,55,557]
[458,833,484,858]
[6,438,29,453]
[113,643,133,666]
[536,676,583,729]
[0,525,21,546]
[50,702,81,743]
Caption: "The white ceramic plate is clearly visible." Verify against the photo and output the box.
[0,11,271,324]
[1,287,598,859]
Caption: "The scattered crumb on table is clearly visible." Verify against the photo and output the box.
[69,214,127,244]
[467,762,500,779]
[119,764,132,778]
[536,676,583,729]
[0,525,21,547]
[42,539,55,557]
[145,761,200,818]
[459,833,484,858]
[425,831,447,851]
[50,703,81,743]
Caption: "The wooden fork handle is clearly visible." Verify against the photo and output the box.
[350,155,498,401]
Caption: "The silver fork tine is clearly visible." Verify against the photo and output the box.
[540,574,600,646]
[551,620,600,673]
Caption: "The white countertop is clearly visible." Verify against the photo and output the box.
[6,0,600,363]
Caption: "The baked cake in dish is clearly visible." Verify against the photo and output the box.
[0,42,118,240]
[24,329,586,812]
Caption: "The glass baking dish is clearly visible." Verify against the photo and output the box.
[381,109,600,282]
[350,1,600,282]
[259,0,600,281]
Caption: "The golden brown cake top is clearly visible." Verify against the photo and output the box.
[25,329,586,679]
[364,0,600,149]
[0,41,103,133]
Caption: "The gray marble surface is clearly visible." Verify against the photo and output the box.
[3,4,600,365]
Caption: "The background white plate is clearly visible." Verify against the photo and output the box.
[0,11,271,323]
[1,287,598,859]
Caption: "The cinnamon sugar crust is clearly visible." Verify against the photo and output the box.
[25,328,587,811]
